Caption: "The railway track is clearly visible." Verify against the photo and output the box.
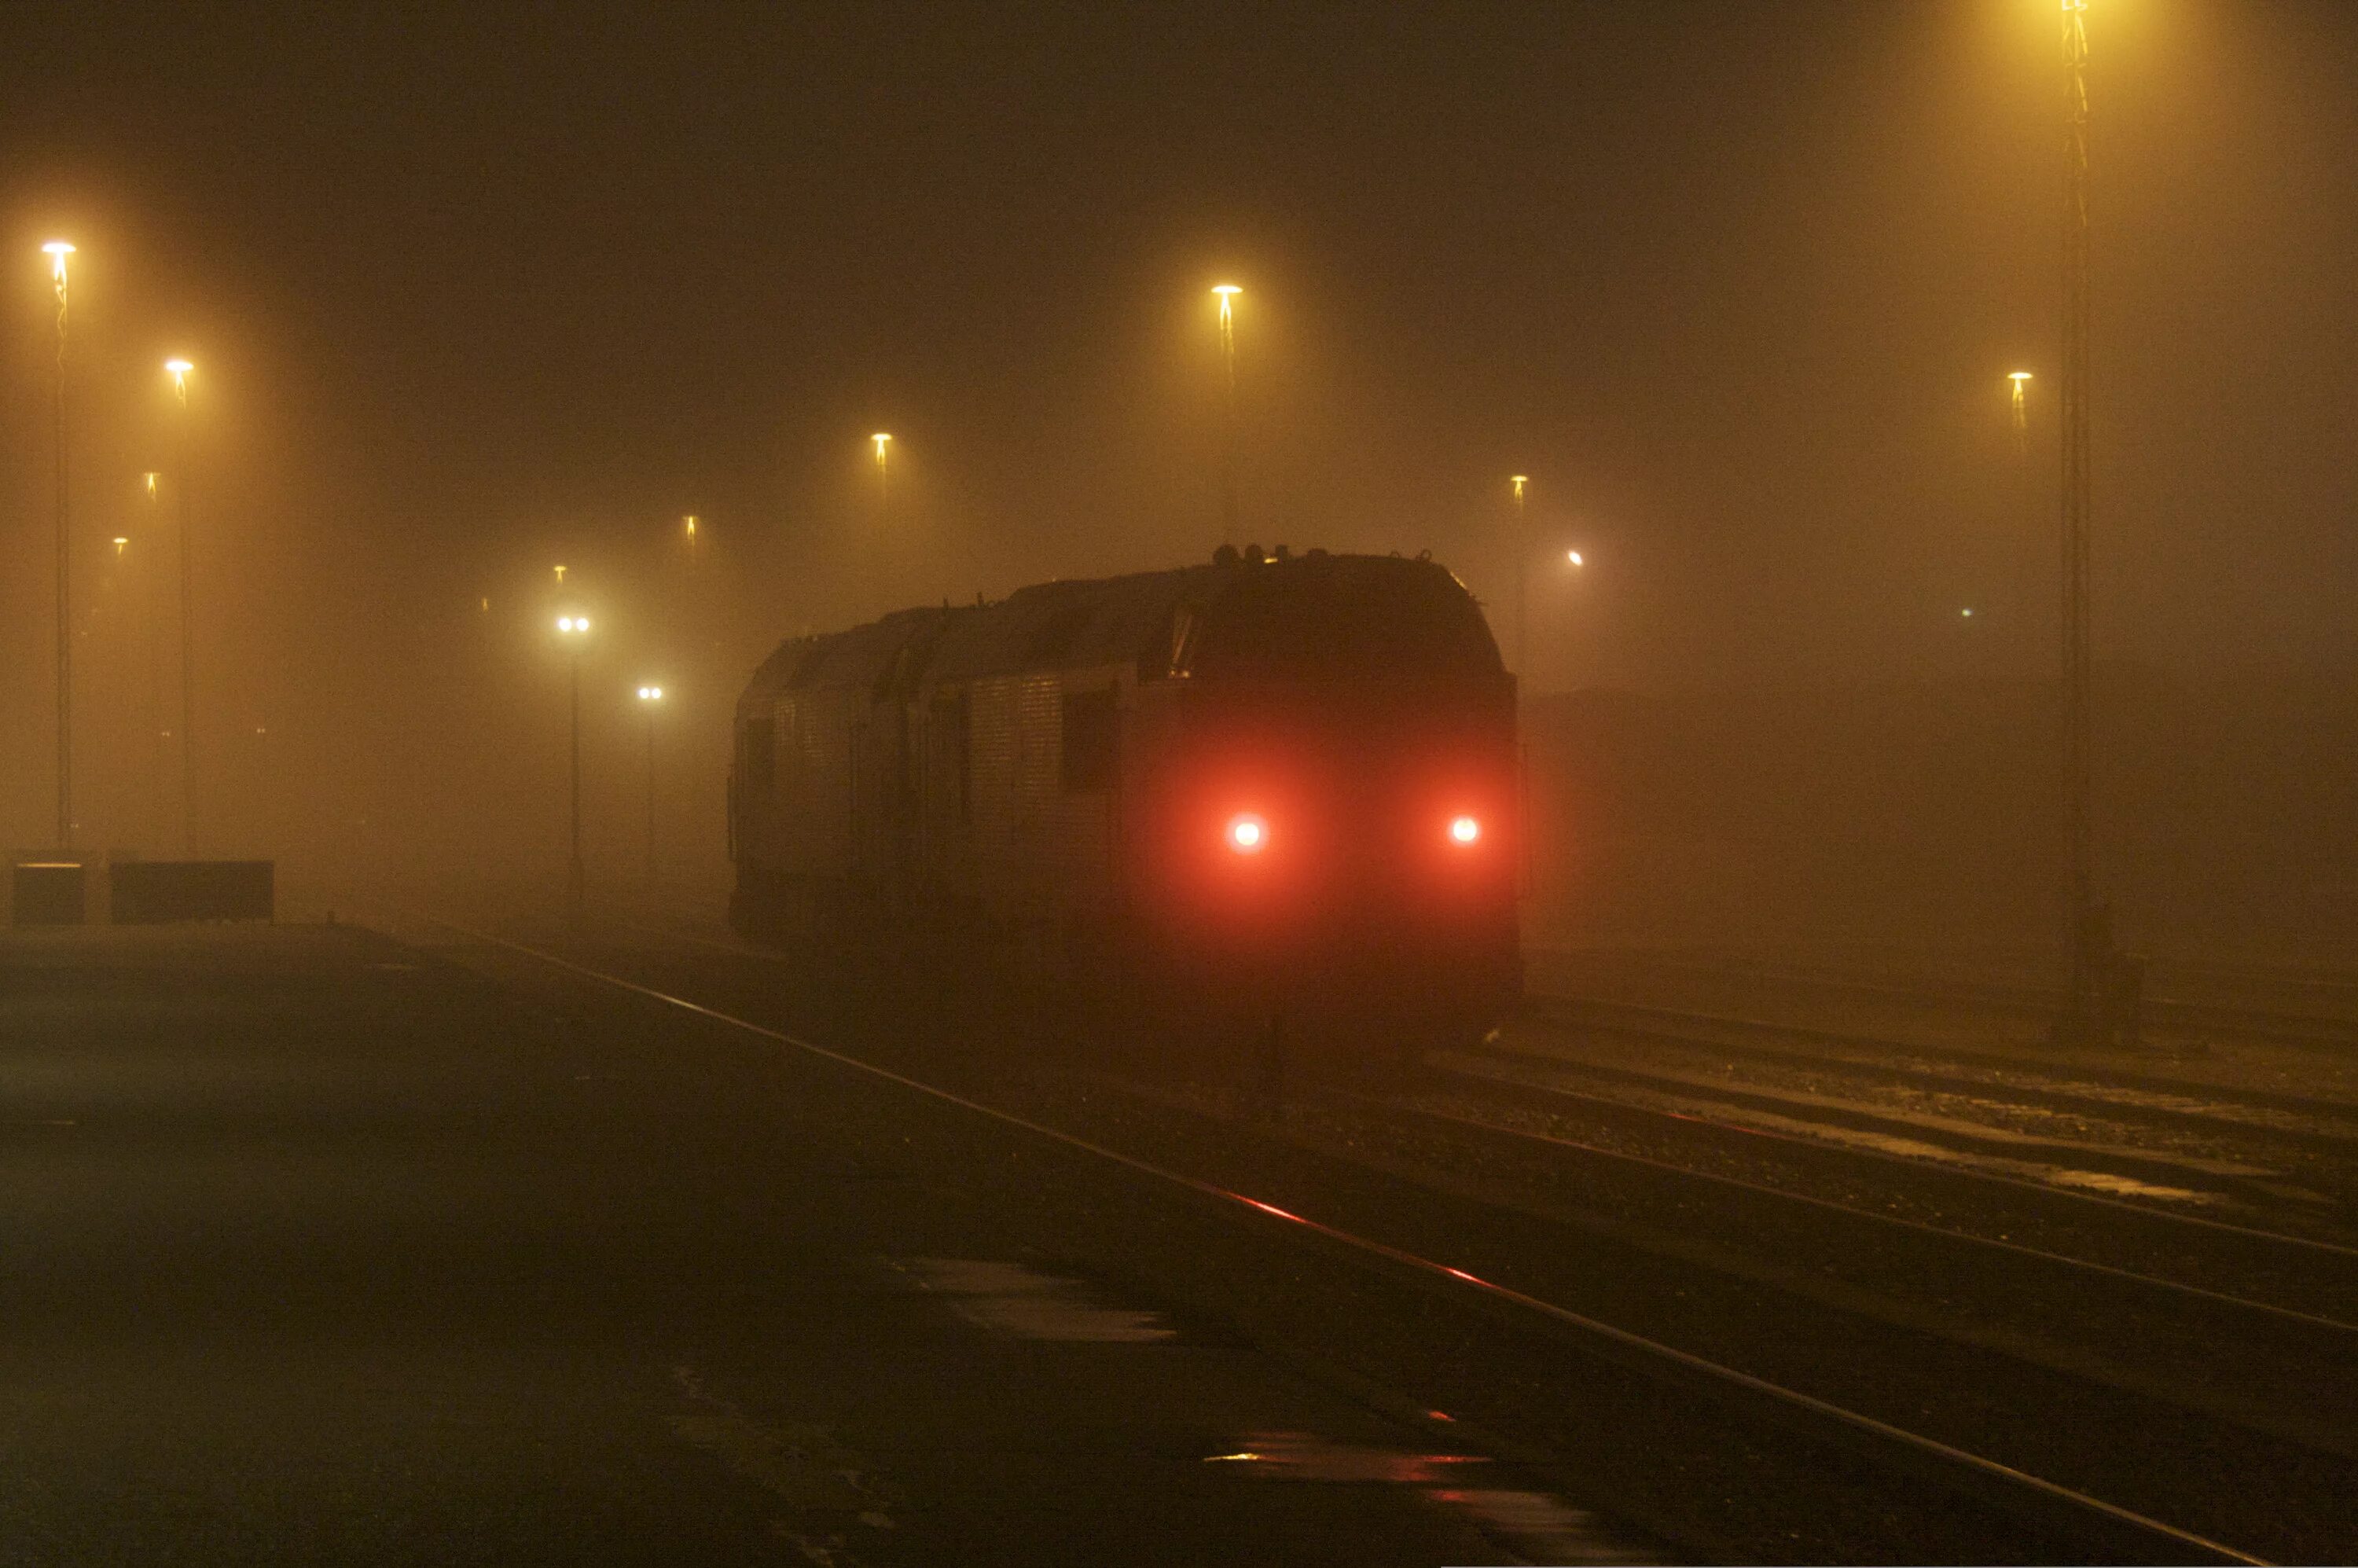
[1524,992,2358,1155]
[1533,950,2358,1052]
[418,915,2341,1564]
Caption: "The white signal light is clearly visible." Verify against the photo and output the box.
[1449,815,1480,845]
[1227,813,1267,854]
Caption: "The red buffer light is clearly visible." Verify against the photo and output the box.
[1227,813,1269,854]
[1448,815,1481,846]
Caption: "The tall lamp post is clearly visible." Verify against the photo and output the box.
[1510,476,1530,688]
[141,473,167,836]
[637,685,663,895]
[557,615,592,917]
[2059,0,2103,1040]
[1213,285,1242,546]
[872,434,892,511]
[44,241,75,848]
[166,358,196,852]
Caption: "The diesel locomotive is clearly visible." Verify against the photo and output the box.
[729,545,1522,1041]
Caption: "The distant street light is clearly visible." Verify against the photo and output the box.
[2007,370,2033,456]
[1566,549,1584,567]
[46,241,75,848]
[554,564,567,584]
[637,684,664,894]
[112,536,128,559]
[872,433,892,509]
[557,614,592,917]
[681,514,700,570]
[1213,285,1243,545]
[1509,476,1530,686]
[165,358,196,851]
[140,470,167,835]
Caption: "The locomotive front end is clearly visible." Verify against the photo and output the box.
[1144,552,1522,1045]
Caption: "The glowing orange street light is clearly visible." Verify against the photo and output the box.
[556,612,591,915]
[44,242,76,848]
[112,536,128,558]
[872,433,892,509]
[160,358,200,849]
[1566,549,1585,567]
[1213,285,1243,545]
[1509,475,1532,682]
[637,684,665,890]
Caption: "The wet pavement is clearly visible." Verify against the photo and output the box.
[0,924,1648,1566]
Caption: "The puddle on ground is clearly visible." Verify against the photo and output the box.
[2045,1169,2209,1200]
[894,1258,1179,1343]
[1207,1432,1661,1562]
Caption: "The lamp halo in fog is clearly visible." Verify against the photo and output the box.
[556,615,590,634]
[637,685,663,701]
[1449,815,1481,845]
[1566,549,1584,566]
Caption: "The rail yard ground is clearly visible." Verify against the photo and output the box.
[6,919,2356,1563]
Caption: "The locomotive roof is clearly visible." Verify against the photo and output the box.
[737,551,1497,712]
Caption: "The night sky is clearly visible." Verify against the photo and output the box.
[2,1,2354,883]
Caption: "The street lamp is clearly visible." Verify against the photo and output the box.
[872,433,892,509]
[1508,476,1531,687]
[636,685,664,894]
[164,358,196,852]
[556,614,592,917]
[2057,0,2106,1041]
[1213,285,1243,545]
[45,241,75,848]
[2007,370,2033,456]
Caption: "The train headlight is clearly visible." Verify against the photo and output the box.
[1448,815,1481,846]
[1226,813,1268,854]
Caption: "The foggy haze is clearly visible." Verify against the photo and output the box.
[2,0,2353,922]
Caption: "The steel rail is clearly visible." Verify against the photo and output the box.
[1442,1051,2358,1262]
[441,918,2265,1566]
[1530,991,2358,1130]
[1335,1088,2358,1338]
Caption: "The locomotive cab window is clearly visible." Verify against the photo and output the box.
[1060,687,1119,791]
